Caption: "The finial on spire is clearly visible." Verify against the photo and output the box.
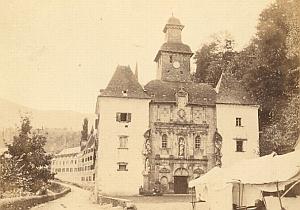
[135,62,139,82]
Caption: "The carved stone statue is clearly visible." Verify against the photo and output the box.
[143,129,152,156]
[214,130,223,167]
[144,139,151,155]
[145,158,150,173]
[178,138,185,156]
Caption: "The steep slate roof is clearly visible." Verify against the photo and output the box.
[81,134,96,151]
[58,146,80,155]
[100,65,150,99]
[154,42,193,61]
[144,80,216,105]
[216,73,257,105]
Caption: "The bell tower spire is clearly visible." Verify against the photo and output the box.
[154,16,193,82]
[163,16,184,43]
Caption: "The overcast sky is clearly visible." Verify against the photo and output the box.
[0,0,273,113]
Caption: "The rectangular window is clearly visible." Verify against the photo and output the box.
[236,117,242,127]
[236,140,244,152]
[116,112,132,122]
[119,136,128,149]
[117,162,128,171]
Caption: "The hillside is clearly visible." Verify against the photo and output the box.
[0,98,94,153]
[0,98,94,130]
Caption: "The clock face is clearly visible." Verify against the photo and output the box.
[173,61,180,68]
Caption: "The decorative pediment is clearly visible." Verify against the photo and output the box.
[176,87,188,108]
[159,167,170,173]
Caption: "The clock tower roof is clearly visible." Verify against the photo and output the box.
[154,42,192,62]
[154,16,193,82]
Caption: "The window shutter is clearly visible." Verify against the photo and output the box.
[127,113,131,122]
[116,112,121,122]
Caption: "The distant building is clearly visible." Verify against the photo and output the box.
[78,132,97,186]
[51,146,80,183]
[94,16,259,196]
[51,132,97,187]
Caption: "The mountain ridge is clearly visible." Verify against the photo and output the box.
[0,97,94,130]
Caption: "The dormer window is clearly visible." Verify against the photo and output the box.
[122,90,128,97]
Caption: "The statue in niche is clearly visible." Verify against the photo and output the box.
[214,130,223,167]
[144,139,151,155]
[178,138,185,156]
[145,158,150,173]
[143,129,151,155]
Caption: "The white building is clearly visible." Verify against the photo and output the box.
[51,132,97,187]
[94,16,259,196]
[95,66,151,195]
[51,146,80,183]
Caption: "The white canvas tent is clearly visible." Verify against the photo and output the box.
[189,150,300,210]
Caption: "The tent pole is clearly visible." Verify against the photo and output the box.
[239,182,241,207]
[280,179,300,198]
[276,181,284,210]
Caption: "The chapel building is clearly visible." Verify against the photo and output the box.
[95,16,259,196]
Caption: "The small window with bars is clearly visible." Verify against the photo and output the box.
[195,136,201,149]
[162,134,168,149]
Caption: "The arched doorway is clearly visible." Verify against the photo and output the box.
[174,168,189,194]
[160,176,169,192]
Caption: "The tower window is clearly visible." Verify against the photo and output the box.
[162,134,168,149]
[236,140,244,152]
[236,118,242,127]
[195,136,201,149]
[116,112,131,122]
[169,55,173,63]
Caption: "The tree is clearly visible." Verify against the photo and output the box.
[194,31,236,86]
[260,95,300,155]
[0,116,53,193]
[80,118,88,148]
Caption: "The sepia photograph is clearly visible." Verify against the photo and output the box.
[0,0,299,209]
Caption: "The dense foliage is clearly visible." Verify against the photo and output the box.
[194,0,300,155]
[0,116,53,194]
[81,118,89,142]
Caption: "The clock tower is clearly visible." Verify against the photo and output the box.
[154,16,193,82]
